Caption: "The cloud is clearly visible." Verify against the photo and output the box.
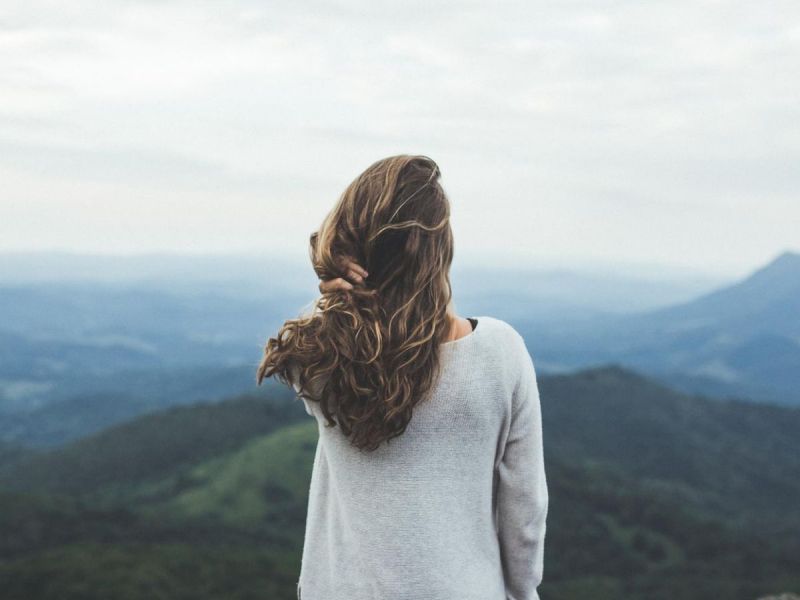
[0,0,798,274]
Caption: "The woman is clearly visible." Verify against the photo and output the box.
[256,155,548,600]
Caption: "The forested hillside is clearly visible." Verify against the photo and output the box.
[1,367,798,599]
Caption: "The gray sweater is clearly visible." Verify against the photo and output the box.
[292,315,548,600]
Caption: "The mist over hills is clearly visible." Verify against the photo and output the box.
[0,250,729,446]
[0,249,796,454]
[527,251,800,405]
[651,251,800,336]
[0,251,723,312]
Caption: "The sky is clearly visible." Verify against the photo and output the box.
[1,0,798,278]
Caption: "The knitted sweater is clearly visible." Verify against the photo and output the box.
[291,315,548,600]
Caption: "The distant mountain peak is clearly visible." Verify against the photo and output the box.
[663,249,800,317]
[767,250,800,270]
[745,250,800,286]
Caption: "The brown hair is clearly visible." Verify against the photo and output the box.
[256,154,456,451]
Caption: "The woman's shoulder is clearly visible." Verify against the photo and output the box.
[474,315,526,346]
[473,316,533,372]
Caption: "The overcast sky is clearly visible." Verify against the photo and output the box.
[1,1,798,278]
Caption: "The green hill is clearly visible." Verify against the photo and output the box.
[0,391,307,500]
[129,415,800,600]
[143,421,317,531]
[539,366,800,537]
[1,367,799,599]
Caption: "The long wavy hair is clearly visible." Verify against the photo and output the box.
[256,154,456,452]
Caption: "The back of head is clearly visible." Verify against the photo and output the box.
[257,154,456,452]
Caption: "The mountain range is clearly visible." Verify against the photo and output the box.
[0,250,797,454]
[525,251,800,405]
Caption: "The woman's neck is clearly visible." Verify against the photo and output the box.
[445,313,472,343]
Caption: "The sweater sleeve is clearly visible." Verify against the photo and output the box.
[496,336,549,600]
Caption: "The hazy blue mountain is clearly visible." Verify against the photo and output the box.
[0,251,311,295]
[0,283,302,371]
[0,251,724,446]
[0,364,287,448]
[451,262,723,317]
[0,251,721,315]
[646,250,800,338]
[0,282,305,416]
[528,251,800,405]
